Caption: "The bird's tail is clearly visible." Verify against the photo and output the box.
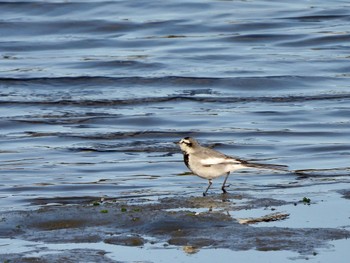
[244,162,289,171]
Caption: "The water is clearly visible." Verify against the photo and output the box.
[1,237,349,263]
[0,0,350,261]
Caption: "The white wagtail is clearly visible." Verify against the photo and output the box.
[177,137,288,196]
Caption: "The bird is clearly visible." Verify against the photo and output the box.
[177,137,288,196]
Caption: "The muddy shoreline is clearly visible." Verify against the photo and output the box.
[1,192,349,262]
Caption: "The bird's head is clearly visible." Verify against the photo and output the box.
[177,137,200,153]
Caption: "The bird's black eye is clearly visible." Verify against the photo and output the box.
[182,140,192,147]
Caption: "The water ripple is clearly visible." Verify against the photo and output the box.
[1,0,350,213]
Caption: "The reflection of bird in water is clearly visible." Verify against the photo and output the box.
[177,137,288,196]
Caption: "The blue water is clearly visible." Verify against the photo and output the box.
[1,0,350,208]
[0,0,349,224]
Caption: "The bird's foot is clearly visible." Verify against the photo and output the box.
[221,184,231,194]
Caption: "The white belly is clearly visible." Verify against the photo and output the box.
[189,159,244,180]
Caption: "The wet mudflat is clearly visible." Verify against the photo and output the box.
[1,176,350,262]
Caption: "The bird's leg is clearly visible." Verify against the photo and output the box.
[203,179,212,196]
[221,172,230,194]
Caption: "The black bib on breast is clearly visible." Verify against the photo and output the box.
[183,153,190,168]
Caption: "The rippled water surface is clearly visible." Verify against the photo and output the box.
[0,0,350,261]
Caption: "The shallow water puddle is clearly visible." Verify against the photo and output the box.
[233,185,350,229]
[1,237,350,263]
[253,198,350,229]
